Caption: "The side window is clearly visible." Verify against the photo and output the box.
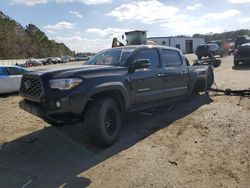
[7,67,22,75]
[0,68,9,76]
[133,49,160,68]
[162,49,182,67]
[17,68,27,74]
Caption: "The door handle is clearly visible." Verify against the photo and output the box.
[180,71,185,75]
[157,73,165,77]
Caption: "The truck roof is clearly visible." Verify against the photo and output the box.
[113,44,182,52]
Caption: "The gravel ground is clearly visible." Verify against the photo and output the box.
[0,55,249,188]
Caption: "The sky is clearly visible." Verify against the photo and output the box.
[1,0,250,52]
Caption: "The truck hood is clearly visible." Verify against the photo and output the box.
[26,64,128,78]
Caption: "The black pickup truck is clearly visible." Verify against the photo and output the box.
[19,45,213,147]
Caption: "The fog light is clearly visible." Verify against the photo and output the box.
[55,101,61,108]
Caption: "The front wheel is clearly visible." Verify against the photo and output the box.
[85,97,121,147]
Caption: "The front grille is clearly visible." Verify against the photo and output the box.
[20,76,44,98]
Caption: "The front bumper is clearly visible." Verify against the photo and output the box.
[19,100,46,118]
[19,96,85,123]
[234,56,250,63]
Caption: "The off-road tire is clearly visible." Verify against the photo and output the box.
[212,59,221,68]
[207,66,214,89]
[85,97,121,147]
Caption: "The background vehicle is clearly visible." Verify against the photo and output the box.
[211,40,230,57]
[196,44,220,60]
[42,57,57,65]
[0,65,28,94]
[234,43,250,66]
[229,42,235,55]
[60,55,70,63]
[25,58,42,67]
[75,55,90,61]
[19,45,214,147]
[54,57,63,64]
[235,35,250,50]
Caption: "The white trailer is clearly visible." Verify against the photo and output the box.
[147,37,205,54]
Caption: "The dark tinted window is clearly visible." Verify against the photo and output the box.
[209,44,219,50]
[133,49,160,68]
[162,49,182,67]
[0,67,8,76]
[7,67,22,75]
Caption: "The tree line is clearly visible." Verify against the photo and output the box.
[0,11,73,60]
[192,30,250,43]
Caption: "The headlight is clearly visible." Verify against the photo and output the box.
[49,78,83,90]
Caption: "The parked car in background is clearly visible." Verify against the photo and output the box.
[229,42,235,55]
[42,57,57,65]
[25,58,42,67]
[234,43,250,66]
[211,40,230,57]
[75,55,90,61]
[196,44,220,60]
[54,57,63,64]
[0,65,28,94]
[69,57,75,61]
[60,56,70,63]
[235,35,250,49]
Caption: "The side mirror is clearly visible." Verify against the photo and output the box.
[132,59,150,71]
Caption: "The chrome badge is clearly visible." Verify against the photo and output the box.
[24,80,31,90]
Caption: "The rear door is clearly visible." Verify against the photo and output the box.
[161,49,189,98]
[0,67,12,94]
[129,48,166,106]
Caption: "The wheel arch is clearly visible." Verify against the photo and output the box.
[83,83,129,114]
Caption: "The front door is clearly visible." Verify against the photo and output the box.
[129,48,166,106]
[6,67,23,91]
[0,67,12,94]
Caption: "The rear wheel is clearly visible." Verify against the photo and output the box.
[85,97,121,147]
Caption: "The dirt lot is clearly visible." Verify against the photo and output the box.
[0,55,250,188]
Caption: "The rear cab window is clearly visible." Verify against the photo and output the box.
[161,49,182,67]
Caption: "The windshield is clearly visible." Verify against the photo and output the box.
[86,48,134,66]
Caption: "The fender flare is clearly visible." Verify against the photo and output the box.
[80,82,130,112]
